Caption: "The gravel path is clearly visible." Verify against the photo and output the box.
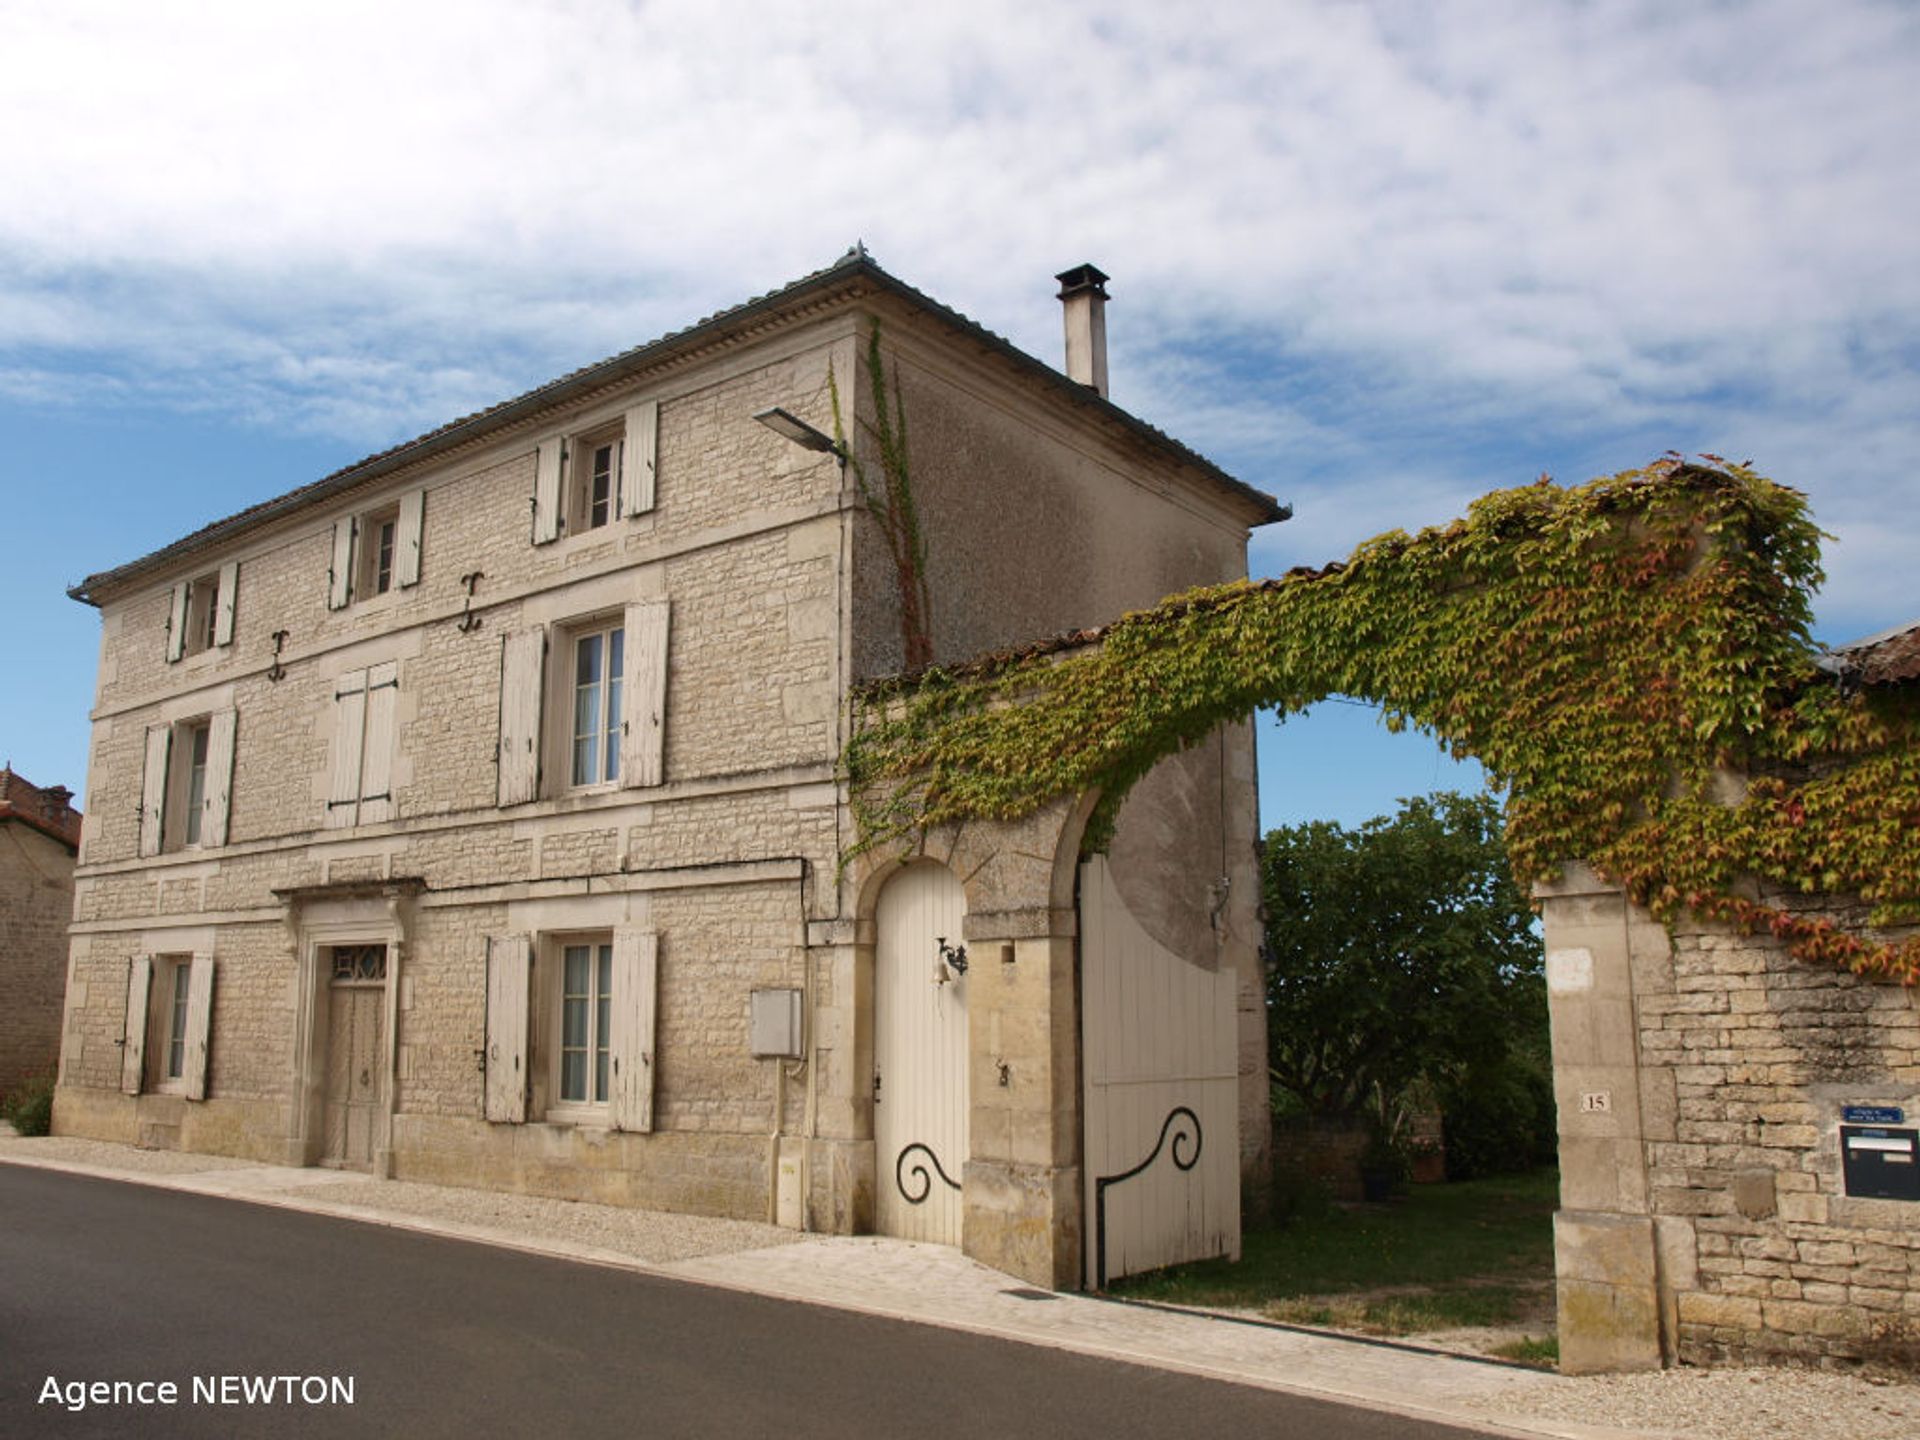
[1472,1366,1920,1440]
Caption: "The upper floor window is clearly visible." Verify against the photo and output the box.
[328,489,423,610]
[166,562,237,662]
[494,600,669,806]
[531,400,659,545]
[139,710,236,857]
[325,662,399,828]
[570,622,624,788]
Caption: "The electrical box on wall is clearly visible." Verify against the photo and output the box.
[750,988,804,1059]
[1841,1125,1920,1201]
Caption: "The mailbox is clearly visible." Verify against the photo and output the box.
[1841,1126,1920,1201]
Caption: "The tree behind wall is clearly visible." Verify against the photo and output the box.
[1263,790,1551,1175]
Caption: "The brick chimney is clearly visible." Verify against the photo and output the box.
[1055,263,1110,398]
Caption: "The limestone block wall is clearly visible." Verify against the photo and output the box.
[1542,866,1920,1373]
[0,822,75,1095]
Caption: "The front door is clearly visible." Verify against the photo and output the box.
[322,945,387,1171]
[874,863,968,1244]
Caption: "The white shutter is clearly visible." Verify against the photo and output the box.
[609,929,658,1132]
[326,668,368,828]
[395,489,424,588]
[497,629,546,805]
[484,935,531,1123]
[183,954,215,1101]
[359,661,399,825]
[214,561,239,646]
[203,708,237,846]
[139,724,171,857]
[532,439,563,544]
[166,583,190,662]
[623,400,658,517]
[621,599,670,789]
[121,956,152,1095]
[328,518,355,610]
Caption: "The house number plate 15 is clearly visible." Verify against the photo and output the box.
[1580,1091,1612,1114]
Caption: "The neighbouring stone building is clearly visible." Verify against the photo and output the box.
[1543,618,1920,1373]
[53,251,1280,1290]
[0,766,81,1098]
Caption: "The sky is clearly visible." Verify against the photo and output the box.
[1,0,1914,834]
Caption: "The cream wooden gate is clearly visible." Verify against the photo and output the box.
[322,949,387,1171]
[1079,855,1240,1287]
[874,862,969,1245]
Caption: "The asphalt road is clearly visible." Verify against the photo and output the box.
[0,1165,1494,1439]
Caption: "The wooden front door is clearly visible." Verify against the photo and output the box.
[874,863,968,1245]
[322,945,387,1171]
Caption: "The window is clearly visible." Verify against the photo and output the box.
[161,958,192,1083]
[166,562,237,661]
[328,489,423,609]
[530,399,659,545]
[495,599,669,806]
[557,939,613,1106]
[139,711,236,857]
[570,622,624,787]
[481,929,658,1130]
[357,504,399,598]
[325,662,398,828]
[178,719,210,848]
[120,953,214,1100]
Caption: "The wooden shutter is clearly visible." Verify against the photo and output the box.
[497,629,546,805]
[622,400,658,517]
[203,708,237,846]
[183,954,215,1101]
[359,661,399,824]
[621,599,670,789]
[328,518,355,610]
[395,489,425,588]
[609,929,658,1132]
[166,583,190,662]
[214,561,239,646]
[532,439,563,544]
[139,724,171,857]
[484,935,531,1123]
[121,956,153,1095]
[326,668,368,828]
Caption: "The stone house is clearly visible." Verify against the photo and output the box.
[0,766,81,1098]
[53,251,1281,1289]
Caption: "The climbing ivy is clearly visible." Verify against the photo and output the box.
[831,321,934,670]
[845,459,1920,982]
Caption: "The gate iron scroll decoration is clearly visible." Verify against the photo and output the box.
[1093,1105,1202,1289]
[895,1142,962,1204]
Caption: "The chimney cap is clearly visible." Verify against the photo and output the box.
[1055,263,1110,300]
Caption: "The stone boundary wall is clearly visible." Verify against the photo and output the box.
[1541,865,1920,1373]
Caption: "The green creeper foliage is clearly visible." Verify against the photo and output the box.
[847,459,1920,981]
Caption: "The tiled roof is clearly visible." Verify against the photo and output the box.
[1822,619,1920,687]
[70,248,1285,604]
[0,766,83,851]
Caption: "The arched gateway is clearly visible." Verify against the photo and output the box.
[846,460,1920,1372]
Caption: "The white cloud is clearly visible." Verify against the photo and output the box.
[0,0,1916,631]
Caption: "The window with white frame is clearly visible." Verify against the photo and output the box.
[325,662,398,828]
[481,929,659,1130]
[555,937,613,1109]
[530,399,659,545]
[166,562,237,662]
[570,621,624,788]
[328,489,424,609]
[120,953,214,1099]
[139,711,236,857]
[494,599,670,806]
